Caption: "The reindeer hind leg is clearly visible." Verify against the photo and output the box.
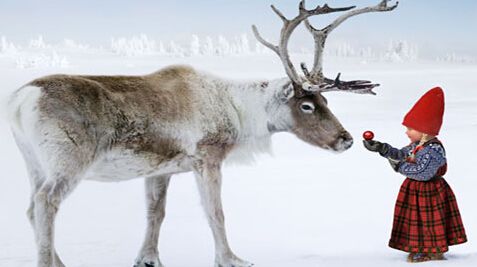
[25,127,93,267]
[13,133,67,267]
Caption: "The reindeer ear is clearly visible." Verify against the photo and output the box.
[278,83,295,103]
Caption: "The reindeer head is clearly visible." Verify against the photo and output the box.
[253,0,398,152]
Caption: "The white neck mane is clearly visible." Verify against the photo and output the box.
[215,77,293,164]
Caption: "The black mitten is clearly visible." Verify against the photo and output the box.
[363,140,384,153]
[363,140,390,156]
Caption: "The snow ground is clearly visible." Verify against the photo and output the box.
[0,51,476,267]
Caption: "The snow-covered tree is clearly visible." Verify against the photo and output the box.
[111,34,156,56]
[190,34,201,56]
[237,34,250,54]
[436,53,476,63]
[16,51,69,69]
[157,41,166,55]
[1,36,18,54]
[383,40,419,62]
[337,42,355,57]
[62,39,90,50]
[29,35,49,49]
[167,40,185,57]
[217,35,230,55]
[202,36,215,55]
[358,46,375,59]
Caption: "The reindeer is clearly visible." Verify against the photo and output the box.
[7,1,397,267]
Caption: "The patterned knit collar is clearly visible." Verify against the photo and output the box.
[408,138,440,161]
[409,137,439,147]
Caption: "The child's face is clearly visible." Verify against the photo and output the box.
[405,127,423,143]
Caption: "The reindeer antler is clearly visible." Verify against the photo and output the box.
[252,0,354,85]
[252,0,398,96]
[300,70,380,95]
[302,0,398,94]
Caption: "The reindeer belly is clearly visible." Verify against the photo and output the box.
[83,148,191,181]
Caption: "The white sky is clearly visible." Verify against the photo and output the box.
[0,0,476,57]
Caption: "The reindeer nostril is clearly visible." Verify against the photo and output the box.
[344,138,353,149]
[338,131,353,149]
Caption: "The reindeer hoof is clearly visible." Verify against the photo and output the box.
[134,262,163,267]
[216,263,254,267]
[134,255,164,267]
[215,258,254,267]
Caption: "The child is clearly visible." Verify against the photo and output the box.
[363,87,467,263]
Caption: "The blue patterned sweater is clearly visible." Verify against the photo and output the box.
[379,140,447,181]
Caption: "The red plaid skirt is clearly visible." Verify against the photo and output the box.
[388,177,467,253]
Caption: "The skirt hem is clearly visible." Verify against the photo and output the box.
[389,236,467,253]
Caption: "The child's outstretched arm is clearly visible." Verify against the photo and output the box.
[363,140,412,161]
[396,143,446,181]
[380,143,413,161]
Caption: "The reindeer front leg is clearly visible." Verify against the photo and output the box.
[134,175,171,267]
[192,158,253,267]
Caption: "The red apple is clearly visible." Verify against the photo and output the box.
[363,130,374,140]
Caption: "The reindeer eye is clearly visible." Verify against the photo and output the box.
[300,102,315,114]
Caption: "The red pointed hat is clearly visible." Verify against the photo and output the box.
[402,87,445,136]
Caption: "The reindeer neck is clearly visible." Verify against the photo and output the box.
[221,78,272,142]
[206,77,288,163]
[231,77,293,132]
[263,78,294,134]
